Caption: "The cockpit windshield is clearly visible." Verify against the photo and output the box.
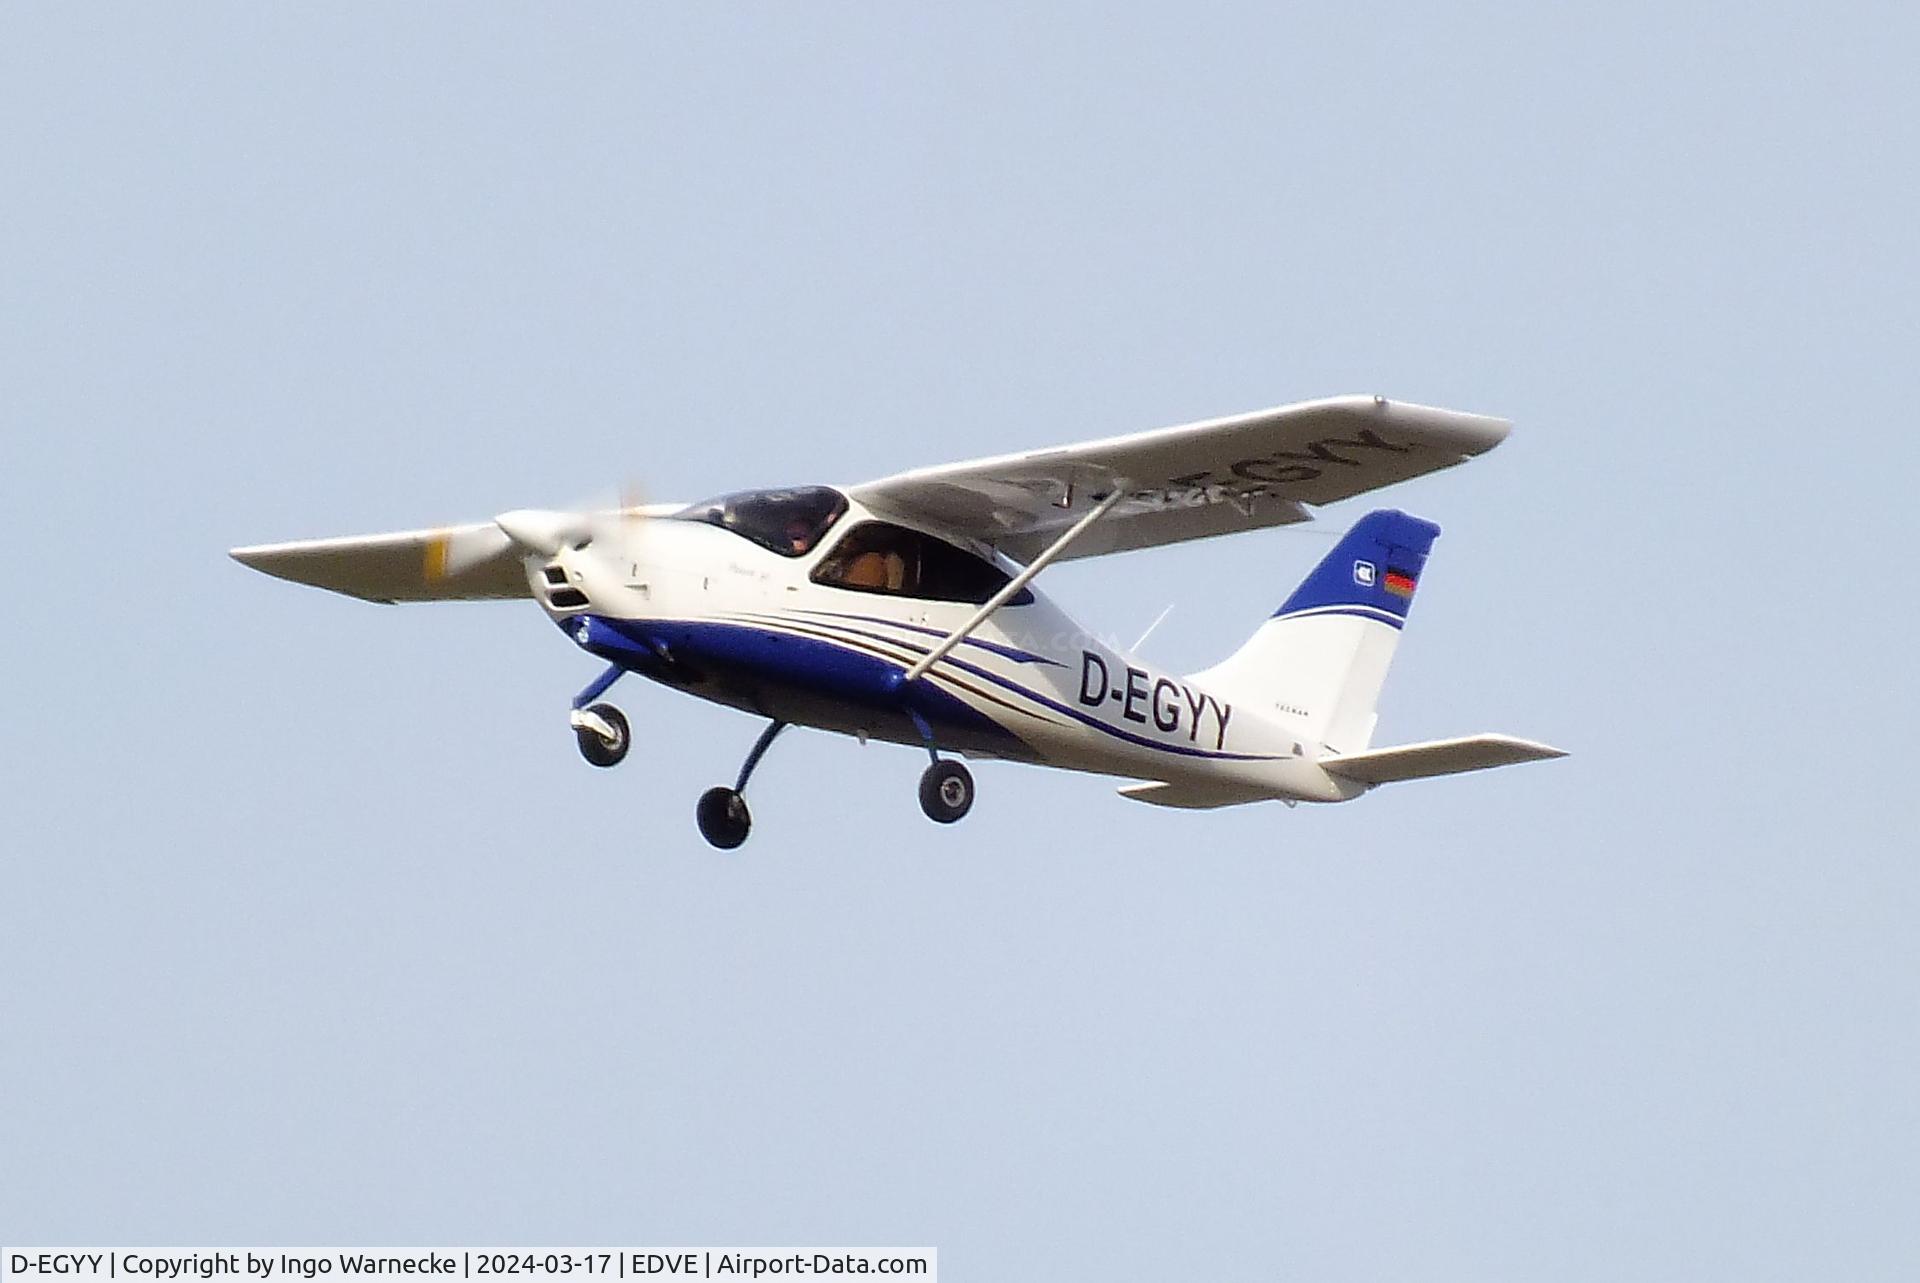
[675,486,849,558]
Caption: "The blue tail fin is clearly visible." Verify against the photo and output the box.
[1274,509,1441,627]
[1190,509,1442,751]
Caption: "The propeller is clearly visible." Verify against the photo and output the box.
[493,508,594,557]
[426,483,659,586]
[422,522,513,584]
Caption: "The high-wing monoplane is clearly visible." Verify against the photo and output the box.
[232,395,1564,847]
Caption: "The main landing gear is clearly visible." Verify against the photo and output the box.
[692,718,976,849]
[697,719,786,849]
[918,759,974,824]
[564,662,979,848]
[906,705,972,826]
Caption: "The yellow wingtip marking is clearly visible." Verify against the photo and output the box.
[424,534,450,581]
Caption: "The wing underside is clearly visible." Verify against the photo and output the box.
[849,395,1511,562]
[229,524,528,603]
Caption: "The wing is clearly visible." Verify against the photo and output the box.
[847,395,1511,562]
[229,522,528,603]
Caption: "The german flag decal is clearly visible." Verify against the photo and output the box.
[1383,568,1417,598]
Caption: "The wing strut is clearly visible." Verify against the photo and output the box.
[902,487,1126,683]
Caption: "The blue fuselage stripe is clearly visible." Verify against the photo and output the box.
[791,608,1065,666]
[714,612,1285,764]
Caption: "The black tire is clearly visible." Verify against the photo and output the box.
[575,703,630,768]
[918,759,974,824]
[696,786,752,849]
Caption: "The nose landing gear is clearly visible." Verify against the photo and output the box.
[569,662,632,768]
[572,703,630,767]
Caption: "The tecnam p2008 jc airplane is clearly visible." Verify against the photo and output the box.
[233,395,1564,848]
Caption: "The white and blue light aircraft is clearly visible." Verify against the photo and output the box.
[233,395,1564,847]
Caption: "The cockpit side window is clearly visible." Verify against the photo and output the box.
[675,486,848,557]
[812,520,1032,605]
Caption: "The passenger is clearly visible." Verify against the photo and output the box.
[842,550,890,588]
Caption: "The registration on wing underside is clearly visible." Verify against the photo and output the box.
[848,396,1509,562]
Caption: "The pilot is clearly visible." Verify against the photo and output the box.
[783,518,817,555]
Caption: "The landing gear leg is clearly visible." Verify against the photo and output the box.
[697,720,786,850]
[569,663,629,767]
[906,706,975,825]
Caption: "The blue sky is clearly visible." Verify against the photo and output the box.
[4,4,1916,1279]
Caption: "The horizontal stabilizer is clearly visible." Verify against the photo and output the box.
[1116,780,1276,809]
[1319,734,1566,785]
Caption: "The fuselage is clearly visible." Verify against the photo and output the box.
[533,490,1357,804]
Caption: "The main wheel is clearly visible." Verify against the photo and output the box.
[696,786,752,849]
[918,759,974,824]
[575,703,630,768]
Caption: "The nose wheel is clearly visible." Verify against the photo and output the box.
[569,664,631,768]
[918,759,974,824]
[572,703,630,768]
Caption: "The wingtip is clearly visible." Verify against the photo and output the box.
[1359,395,1513,452]
[1490,733,1568,759]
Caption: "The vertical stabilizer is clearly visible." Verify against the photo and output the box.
[1189,509,1440,753]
